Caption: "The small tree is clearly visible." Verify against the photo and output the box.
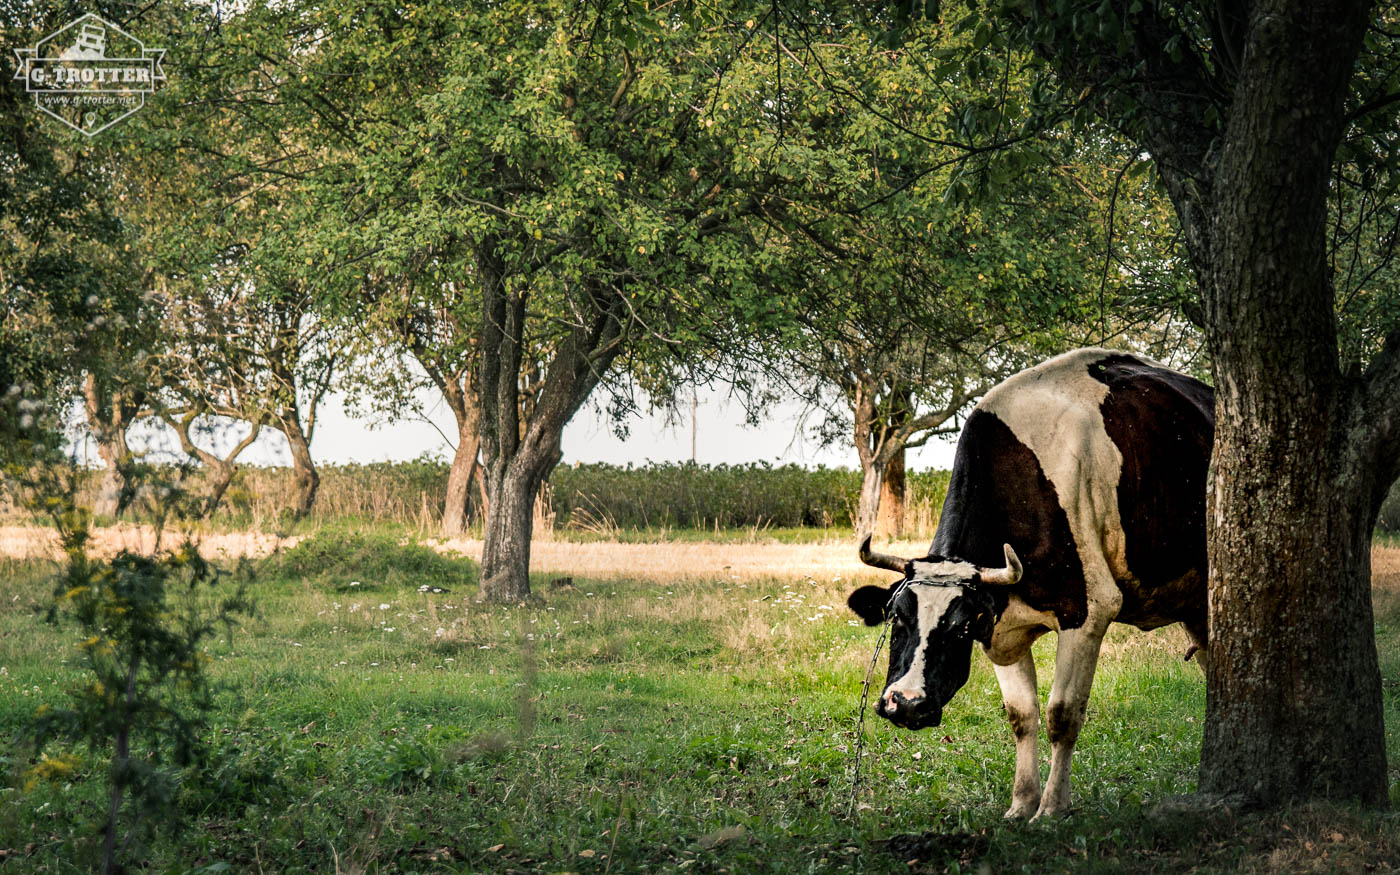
[9,430,252,874]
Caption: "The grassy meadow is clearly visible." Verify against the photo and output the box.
[1,528,1398,873]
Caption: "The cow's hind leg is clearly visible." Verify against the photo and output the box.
[993,652,1041,819]
[1035,618,1112,820]
[1185,619,1209,677]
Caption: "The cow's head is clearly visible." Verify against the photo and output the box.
[847,536,1022,730]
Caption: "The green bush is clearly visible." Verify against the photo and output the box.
[548,462,951,531]
[258,531,478,589]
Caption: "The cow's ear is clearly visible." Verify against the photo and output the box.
[847,585,894,626]
[969,610,995,644]
[966,589,997,643]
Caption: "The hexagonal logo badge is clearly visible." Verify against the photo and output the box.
[13,13,166,137]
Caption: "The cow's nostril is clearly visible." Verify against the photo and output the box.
[882,698,899,715]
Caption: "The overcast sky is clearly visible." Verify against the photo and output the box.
[80,383,962,471]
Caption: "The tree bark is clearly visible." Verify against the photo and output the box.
[479,457,548,602]
[162,410,263,518]
[282,415,319,518]
[1023,0,1396,809]
[1191,0,1388,807]
[440,377,483,536]
[851,375,890,537]
[82,374,143,519]
[875,445,905,539]
[442,423,481,536]
[476,241,624,602]
[855,458,885,538]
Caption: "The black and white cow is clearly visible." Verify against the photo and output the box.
[847,348,1213,820]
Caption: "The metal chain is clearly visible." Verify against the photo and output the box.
[848,577,912,819]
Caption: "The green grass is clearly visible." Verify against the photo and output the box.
[1,537,1398,873]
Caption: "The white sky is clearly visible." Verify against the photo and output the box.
[79,383,961,471]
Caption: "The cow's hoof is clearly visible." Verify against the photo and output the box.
[1003,804,1036,820]
[1029,805,1070,823]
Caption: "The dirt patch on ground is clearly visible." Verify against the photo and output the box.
[0,524,301,562]
[0,523,916,581]
[1372,544,1400,590]
[427,536,921,581]
[4,526,1399,591]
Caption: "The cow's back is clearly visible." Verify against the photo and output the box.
[932,349,1213,631]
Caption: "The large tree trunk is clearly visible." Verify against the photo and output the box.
[1193,0,1388,807]
[855,459,884,537]
[479,458,548,602]
[875,445,905,539]
[476,241,624,602]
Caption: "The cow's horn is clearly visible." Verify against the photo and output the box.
[858,534,908,573]
[979,543,1023,586]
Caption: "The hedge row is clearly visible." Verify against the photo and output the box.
[228,459,953,532]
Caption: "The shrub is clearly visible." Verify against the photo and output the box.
[258,530,478,589]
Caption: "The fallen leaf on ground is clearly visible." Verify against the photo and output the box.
[698,825,745,849]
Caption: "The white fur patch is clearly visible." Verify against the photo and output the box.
[884,585,963,701]
[909,559,977,580]
[977,348,1131,606]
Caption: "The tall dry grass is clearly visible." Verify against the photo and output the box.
[4,460,953,539]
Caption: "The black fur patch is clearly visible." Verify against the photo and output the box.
[1088,355,1213,631]
[931,408,1089,629]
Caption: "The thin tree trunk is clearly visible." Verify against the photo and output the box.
[283,417,319,518]
[442,430,481,536]
[163,410,263,518]
[101,659,139,875]
[441,378,483,536]
[83,374,141,519]
[474,464,489,519]
[875,444,905,539]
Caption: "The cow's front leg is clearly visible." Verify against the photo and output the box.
[993,652,1041,820]
[1035,623,1109,820]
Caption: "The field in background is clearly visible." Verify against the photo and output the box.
[1,528,1398,872]
[16,459,1400,543]
[6,461,954,539]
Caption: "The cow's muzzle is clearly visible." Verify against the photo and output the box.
[878,689,942,730]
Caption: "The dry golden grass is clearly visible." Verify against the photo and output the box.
[426,536,924,582]
[0,523,301,562]
[1373,544,1400,590]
